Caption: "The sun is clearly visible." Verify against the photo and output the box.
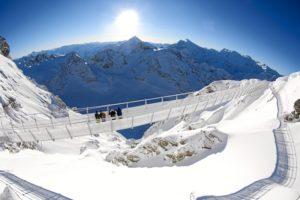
[114,10,139,38]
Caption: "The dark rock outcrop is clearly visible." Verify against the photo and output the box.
[0,36,10,57]
[294,99,300,114]
[284,99,300,122]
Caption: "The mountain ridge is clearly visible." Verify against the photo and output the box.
[15,36,280,107]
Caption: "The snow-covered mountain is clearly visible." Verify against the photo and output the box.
[0,54,67,122]
[16,36,280,107]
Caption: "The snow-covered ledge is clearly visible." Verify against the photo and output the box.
[106,124,227,167]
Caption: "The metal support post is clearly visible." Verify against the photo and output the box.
[50,117,55,128]
[34,115,39,130]
[166,108,172,120]
[193,101,200,113]
[131,116,134,129]
[29,130,38,143]
[86,115,93,136]
[68,115,72,126]
[45,128,54,141]
[181,105,187,117]
[65,125,73,139]
[150,112,155,124]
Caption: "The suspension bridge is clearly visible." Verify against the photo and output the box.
[0,82,275,200]
[0,82,268,143]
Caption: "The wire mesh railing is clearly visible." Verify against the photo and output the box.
[0,170,71,200]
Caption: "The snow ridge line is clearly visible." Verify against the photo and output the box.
[196,85,298,200]
[0,170,71,200]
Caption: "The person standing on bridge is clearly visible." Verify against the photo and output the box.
[100,111,106,122]
[117,107,122,119]
[109,109,117,120]
[95,111,100,123]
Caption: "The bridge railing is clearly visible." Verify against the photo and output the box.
[0,82,269,142]
[1,84,256,130]
[74,90,196,114]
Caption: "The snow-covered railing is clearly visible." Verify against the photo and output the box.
[0,170,71,200]
[0,82,269,143]
[75,90,196,114]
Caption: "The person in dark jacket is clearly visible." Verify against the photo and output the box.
[109,109,117,120]
[95,111,100,123]
[117,107,122,119]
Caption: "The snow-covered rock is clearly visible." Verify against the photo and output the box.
[106,126,227,167]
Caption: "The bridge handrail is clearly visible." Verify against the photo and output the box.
[0,82,269,142]
[2,82,266,131]
[0,83,248,118]
[74,85,248,112]
[74,91,197,112]
[76,82,268,112]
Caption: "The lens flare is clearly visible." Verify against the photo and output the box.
[114,10,139,38]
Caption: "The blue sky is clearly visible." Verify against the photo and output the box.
[0,0,299,74]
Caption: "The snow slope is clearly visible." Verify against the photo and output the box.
[0,74,286,200]
[0,54,68,128]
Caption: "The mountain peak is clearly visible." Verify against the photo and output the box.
[128,36,142,43]
[64,51,84,64]
[171,39,200,50]
[120,36,143,48]
[65,51,80,58]
[119,36,155,53]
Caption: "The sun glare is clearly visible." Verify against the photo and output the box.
[114,10,139,38]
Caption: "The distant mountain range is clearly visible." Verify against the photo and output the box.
[15,36,280,108]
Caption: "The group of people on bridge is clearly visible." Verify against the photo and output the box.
[94,107,122,123]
